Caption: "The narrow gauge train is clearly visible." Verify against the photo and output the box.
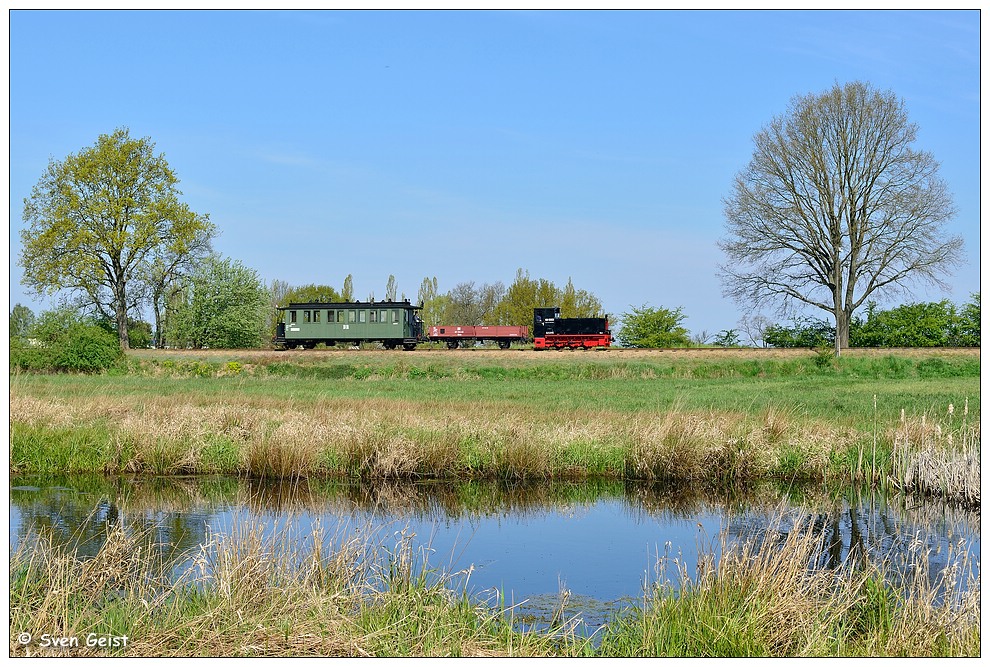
[273,301,610,350]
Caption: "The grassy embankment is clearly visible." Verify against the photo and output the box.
[9,348,979,505]
[9,507,979,657]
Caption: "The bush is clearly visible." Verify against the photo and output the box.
[10,308,122,373]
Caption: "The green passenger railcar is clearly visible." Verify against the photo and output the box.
[274,300,424,350]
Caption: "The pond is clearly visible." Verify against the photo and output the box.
[9,475,981,635]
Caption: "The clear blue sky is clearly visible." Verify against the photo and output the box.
[8,9,982,337]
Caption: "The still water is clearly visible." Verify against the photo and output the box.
[9,475,981,633]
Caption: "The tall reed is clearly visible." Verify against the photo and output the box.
[595,510,980,656]
[9,516,567,657]
[889,400,980,507]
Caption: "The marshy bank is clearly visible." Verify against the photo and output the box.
[9,475,981,657]
[9,348,980,505]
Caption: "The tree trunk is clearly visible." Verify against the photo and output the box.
[115,284,130,350]
[153,299,163,349]
[833,307,850,357]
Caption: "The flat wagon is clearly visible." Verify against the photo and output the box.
[427,325,529,349]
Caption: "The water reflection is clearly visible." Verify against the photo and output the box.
[10,475,981,634]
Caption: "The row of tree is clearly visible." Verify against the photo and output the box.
[760,295,981,349]
[416,269,604,330]
[11,291,980,357]
[603,296,981,350]
[15,128,607,351]
[10,262,606,350]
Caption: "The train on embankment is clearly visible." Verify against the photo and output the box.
[273,301,612,351]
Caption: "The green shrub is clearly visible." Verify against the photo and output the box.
[10,309,122,373]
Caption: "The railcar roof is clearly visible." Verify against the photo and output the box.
[276,300,422,311]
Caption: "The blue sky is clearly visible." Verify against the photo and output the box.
[8,9,982,337]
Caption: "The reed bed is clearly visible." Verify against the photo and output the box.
[9,384,980,507]
[595,510,981,657]
[8,515,567,657]
[888,401,980,507]
[9,508,979,657]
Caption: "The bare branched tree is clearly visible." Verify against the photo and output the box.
[719,81,963,355]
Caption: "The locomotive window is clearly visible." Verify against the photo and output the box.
[359,310,367,323]
[392,310,399,323]
[326,310,332,323]
[336,310,344,323]
[290,311,297,324]
[369,311,377,323]
[380,310,387,323]
[348,310,356,323]
[313,310,321,323]
[304,310,311,323]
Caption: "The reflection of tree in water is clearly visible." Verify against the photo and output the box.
[722,485,980,594]
[11,476,215,574]
[11,475,979,596]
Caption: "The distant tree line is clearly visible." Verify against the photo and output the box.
[612,294,979,350]
[10,265,607,359]
[762,294,980,349]
[417,269,604,329]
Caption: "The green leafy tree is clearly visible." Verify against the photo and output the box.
[493,269,601,327]
[617,305,691,348]
[385,275,398,301]
[953,292,980,347]
[19,127,216,349]
[720,81,962,356]
[852,300,961,347]
[763,316,834,348]
[282,284,341,304]
[494,269,540,327]
[559,277,604,319]
[167,256,267,349]
[10,304,35,338]
[713,329,741,347]
[417,276,444,326]
[96,316,153,349]
[341,274,354,301]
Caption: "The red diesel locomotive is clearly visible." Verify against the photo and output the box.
[532,307,612,350]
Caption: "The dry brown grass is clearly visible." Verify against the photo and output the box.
[889,402,981,507]
[0,388,901,482]
[9,517,566,657]
[127,346,981,364]
[11,387,847,481]
[623,509,981,656]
